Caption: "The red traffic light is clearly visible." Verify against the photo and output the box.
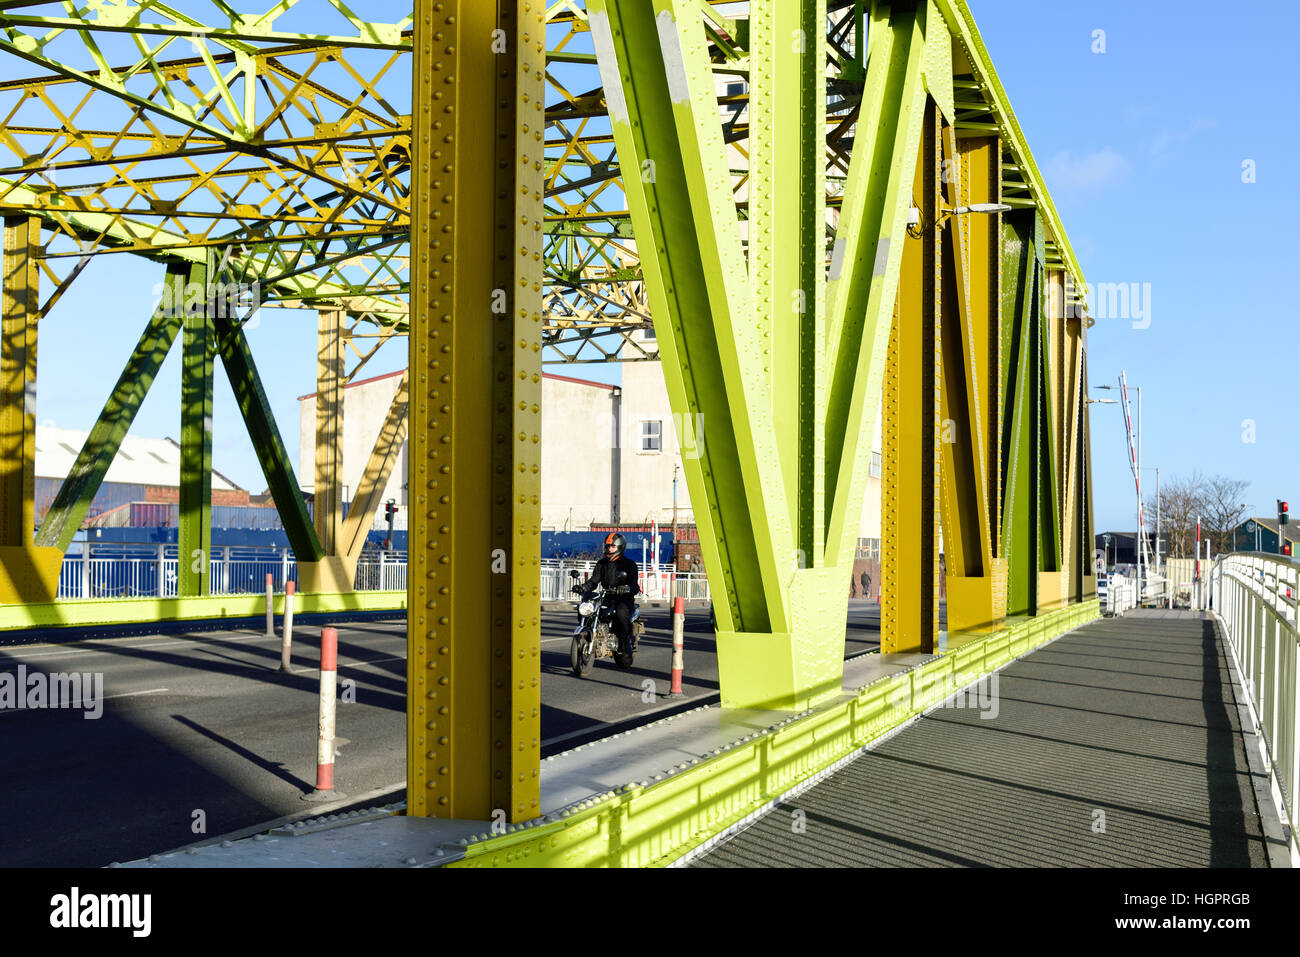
[1285,543,1293,557]
[1283,502,1290,513]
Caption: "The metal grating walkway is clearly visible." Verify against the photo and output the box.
[694,610,1273,867]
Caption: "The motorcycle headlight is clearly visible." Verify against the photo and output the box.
[577,600,595,617]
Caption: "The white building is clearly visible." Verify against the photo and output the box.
[298,362,882,544]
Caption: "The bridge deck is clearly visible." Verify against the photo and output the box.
[693,610,1276,868]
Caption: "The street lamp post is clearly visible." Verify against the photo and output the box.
[1097,378,1150,601]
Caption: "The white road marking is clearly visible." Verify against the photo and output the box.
[1,628,406,662]
[0,687,167,717]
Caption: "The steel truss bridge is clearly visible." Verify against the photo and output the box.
[0,1,1110,862]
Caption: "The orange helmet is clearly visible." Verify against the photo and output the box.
[604,532,627,559]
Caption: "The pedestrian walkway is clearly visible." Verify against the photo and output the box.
[693,610,1280,867]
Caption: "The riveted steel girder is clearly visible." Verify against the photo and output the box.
[881,96,940,655]
[0,213,62,603]
[1000,208,1061,616]
[592,0,932,706]
[937,130,1006,633]
[178,260,213,598]
[407,0,544,823]
[0,214,39,548]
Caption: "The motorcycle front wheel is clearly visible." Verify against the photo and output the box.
[570,633,595,677]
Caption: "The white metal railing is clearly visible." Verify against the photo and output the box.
[55,546,706,603]
[56,544,407,599]
[1212,553,1300,862]
[540,559,711,602]
[1104,574,1138,615]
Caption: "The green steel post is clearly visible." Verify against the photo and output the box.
[750,0,826,566]
[1000,210,1038,615]
[214,312,323,562]
[36,264,188,552]
[591,0,928,708]
[178,261,213,598]
[823,1,928,568]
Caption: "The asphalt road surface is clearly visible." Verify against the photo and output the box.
[0,601,883,866]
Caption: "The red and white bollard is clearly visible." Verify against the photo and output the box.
[304,626,344,801]
[264,572,275,637]
[279,580,295,672]
[667,596,685,696]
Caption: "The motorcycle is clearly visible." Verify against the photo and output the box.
[568,569,645,677]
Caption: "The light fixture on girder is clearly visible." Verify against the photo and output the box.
[907,202,1012,238]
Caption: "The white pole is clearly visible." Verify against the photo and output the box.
[280,580,295,672]
[304,627,342,801]
[265,572,275,637]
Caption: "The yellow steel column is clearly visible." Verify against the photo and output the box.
[882,101,940,654]
[0,216,61,604]
[300,308,354,593]
[938,131,1006,633]
[408,0,544,822]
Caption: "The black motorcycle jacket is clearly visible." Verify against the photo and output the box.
[577,555,641,596]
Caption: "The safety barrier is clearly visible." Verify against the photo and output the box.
[540,559,711,602]
[1105,574,1137,615]
[1212,553,1300,857]
[54,544,406,599]
[448,600,1099,868]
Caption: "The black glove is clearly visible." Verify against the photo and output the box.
[571,584,584,595]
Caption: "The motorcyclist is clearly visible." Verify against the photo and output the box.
[572,532,640,653]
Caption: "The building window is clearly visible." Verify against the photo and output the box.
[870,451,882,478]
[640,420,662,453]
[725,81,748,96]
[642,323,655,341]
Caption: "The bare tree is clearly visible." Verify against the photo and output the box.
[1201,475,1250,555]
[1154,471,1206,559]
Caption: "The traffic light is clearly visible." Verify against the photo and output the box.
[1279,500,1289,526]
[1285,543,1293,557]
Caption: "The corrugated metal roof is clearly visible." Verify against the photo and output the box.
[34,426,241,491]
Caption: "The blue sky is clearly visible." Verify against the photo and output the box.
[30,1,1299,535]
[969,0,1300,530]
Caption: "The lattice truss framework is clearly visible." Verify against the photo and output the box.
[0,0,1084,365]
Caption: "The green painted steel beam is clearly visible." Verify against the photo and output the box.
[178,261,213,598]
[749,0,826,565]
[214,310,323,562]
[1000,209,1038,615]
[34,263,188,552]
[589,0,793,641]
[590,0,937,710]
[823,0,927,568]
